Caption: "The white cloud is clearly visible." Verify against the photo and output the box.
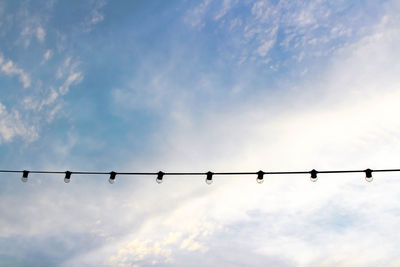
[180,234,207,252]
[36,26,45,42]
[0,51,83,143]
[59,72,83,95]
[255,38,275,57]
[82,0,106,32]
[214,0,233,20]
[56,56,84,94]
[108,239,172,266]
[184,0,212,29]
[20,25,47,47]
[187,0,386,67]
[0,102,38,143]
[0,54,31,88]
[43,49,52,61]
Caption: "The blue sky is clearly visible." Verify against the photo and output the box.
[1,0,400,266]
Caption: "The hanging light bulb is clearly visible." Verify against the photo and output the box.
[21,170,29,183]
[256,170,264,184]
[156,171,164,184]
[365,168,373,182]
[109,171,116,184]
[310,169,318,182]
[205,171,213,185]
[64,171,71,183]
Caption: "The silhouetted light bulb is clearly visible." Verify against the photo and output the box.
[64,171,71,183]
[310,169,318,182]
[156,171,164,184]
[21,170,29,183]
[109,171,116,184]
[257,170,264,184]
[365,169,373,182]
[206,171,213,185]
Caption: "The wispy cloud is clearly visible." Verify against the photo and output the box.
[43,49,52,62]
[36,26,45,42]
[56,57,83,95]
[186,0,387,68]
[59,72,83,95]
[82,0,106,32]
[0,53,31,88]
[214,0,234,20]
[0,49,83,142]
[0,102,38,143]
[20,25,47,47]
[184,0,212,29]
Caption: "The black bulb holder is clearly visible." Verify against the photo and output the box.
[310,169,318,179]
[65,171,72,179]
[365,168,373,178]
[206,171,213,181]
[257,170,264,180]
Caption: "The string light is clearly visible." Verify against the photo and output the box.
[64,171,72,183]
[310,169,318,182]
[365,169,373,182]
[256,170,264,184]
[156,171,164,184]
[206,171,213,185]
[1,168,399,184]
[21,170,29,183]
[109,171,116,184]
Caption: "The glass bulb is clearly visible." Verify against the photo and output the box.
[21,177,28,183]
[109,178,115,184]
[156,178,163,184]
[365,176,373,182]
[310,176,318,182]
[256,177,264,184]
[205,178,213,185]
[64,178,70,183]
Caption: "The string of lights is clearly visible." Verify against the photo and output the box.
[1,168,400,184]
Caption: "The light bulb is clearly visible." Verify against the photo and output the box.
[64,171,71,183]
[206,171,213,185]
[156,171,164,184]
[365,176,373,182]
[21,170,29,183]
[365,169,373,182]
[109,171,116,184]
[310,169,318,182]
[256,171,264,184]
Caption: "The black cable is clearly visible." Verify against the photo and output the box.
[3,168,400,184]
[1,168,400,176]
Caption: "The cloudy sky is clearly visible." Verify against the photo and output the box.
[1,0,400,266]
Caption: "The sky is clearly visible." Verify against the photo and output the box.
[1,0,400,266]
